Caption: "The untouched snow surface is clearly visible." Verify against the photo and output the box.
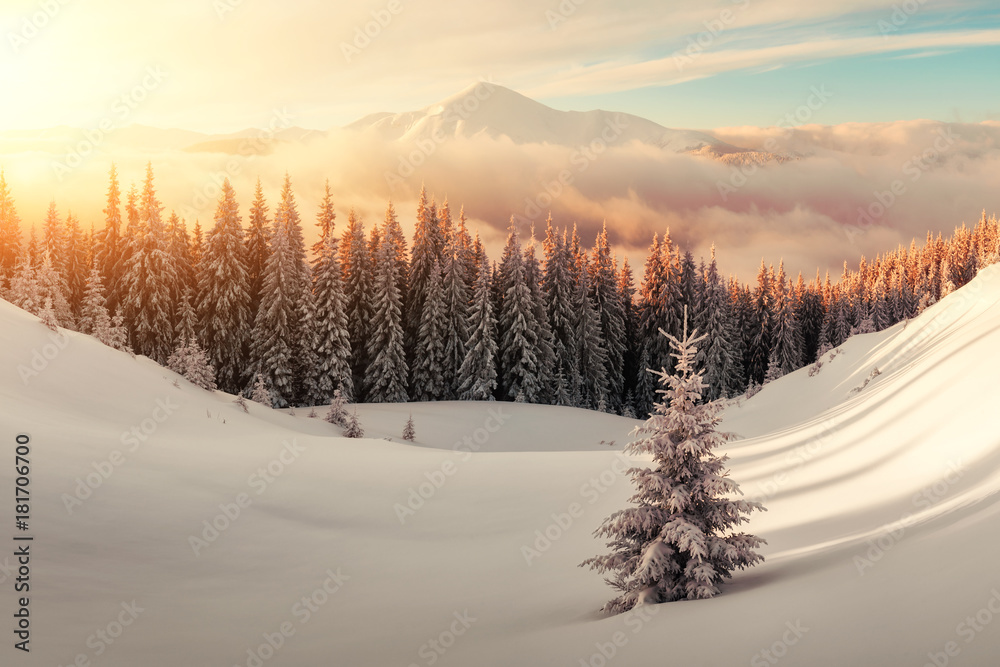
[3,266,1000,665]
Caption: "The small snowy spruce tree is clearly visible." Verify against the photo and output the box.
[402,414,415,441]
[325,386,349,427]
[250,372,272,407]
[582,313,765,613]
[344,410,364,438]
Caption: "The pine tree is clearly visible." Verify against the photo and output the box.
[250,373,272,407]
[747,260,773,385]
[365,204,409,403]
[36,250,73,327]
[8,253,41,315]
[581,314,765,612]
[312,212,354,402]
[344,410,364,438]
[524,235,556,403]
[591,223,626,409]
[250,218,298,407]
[197,179,251,393]
[402,414,416,441]
[412,258,448,401]
[0,170,21,288]
[120,164,177,363]
[543,224,581,406]
[575,265,610,409]
[94,165,124,312]
[341,209,373,400]
[325,387,349,426]
[79,262,112,336]
[498,221,542,402]
[441,240,470,399]
[701,248,742,400]
[406,186,444,366]
[767,261,803,379]
[458,257,499,401]
[245,178,271,318]
[62,212,88,316]
[167,338,217,391]
[37,297,58,331]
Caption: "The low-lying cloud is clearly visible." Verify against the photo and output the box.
[1,118,998,281]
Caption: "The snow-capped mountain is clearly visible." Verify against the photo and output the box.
[346,82,761,156]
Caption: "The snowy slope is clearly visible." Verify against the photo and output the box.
[3,266,1000,665]
[346,83,748,155]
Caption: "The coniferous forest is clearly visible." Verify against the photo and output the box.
[1,163,995,413]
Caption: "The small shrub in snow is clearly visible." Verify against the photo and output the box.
[325,387,349,426]
[250,373,272,407]
[344,410,364,438]
[235,395,249,413]
[402,414,415,441]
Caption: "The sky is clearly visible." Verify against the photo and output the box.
[1,0,999,279]
[1,0,998,133]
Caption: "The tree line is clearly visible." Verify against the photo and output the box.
[0,164,995,412]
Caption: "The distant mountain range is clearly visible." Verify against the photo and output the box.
[0,84,783,165]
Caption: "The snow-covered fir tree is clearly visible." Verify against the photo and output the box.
[325,386,349,426]
[344,410,364,438]
[250,372,272,407]
[575,264,610,410]
[167,338,217,391]
[412,258,448,401]
[581,313,765,613]
[498,221,543,402]
[79,262,112,336]
[119,164,177,363]
[440,239,470,399]
[340,209,373,401]
[312,212,354,402]
[0,170,21,287]
[365,204,409,403]
[458,256,498,401]
[250,217,298,407]
[197,179,251,393]
[402,414,416,441]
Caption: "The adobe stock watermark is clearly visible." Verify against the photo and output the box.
[393,405,510,524]
[877,0,930,39]
[849,125,959,245]
[853,459,964,575]
[922,588,1000,667]
[384,78,497,192]
[521,452,630,565]
[672,0,750,71]
[515,114,629,224]
[750,620,810,666]
[52,65,168,182]
[233,567,349,667]
[17,329,69,384]
[717,85,832,202]
[214,0,245,21]
[61,397,180,515]
[578,604,659,667]
[178,107,294,219]
[341,0,405,62]
[546,0,586,30]
[188,438,306,556]
[7,0,72,53]
[57,601,145,667]
[406,610,477,667]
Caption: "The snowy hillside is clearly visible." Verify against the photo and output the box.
[4,265,1000,665]
[346,83,755,156]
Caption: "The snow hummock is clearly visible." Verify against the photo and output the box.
[4,265,1000,665]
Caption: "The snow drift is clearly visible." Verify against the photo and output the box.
[3,264,1000,665]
